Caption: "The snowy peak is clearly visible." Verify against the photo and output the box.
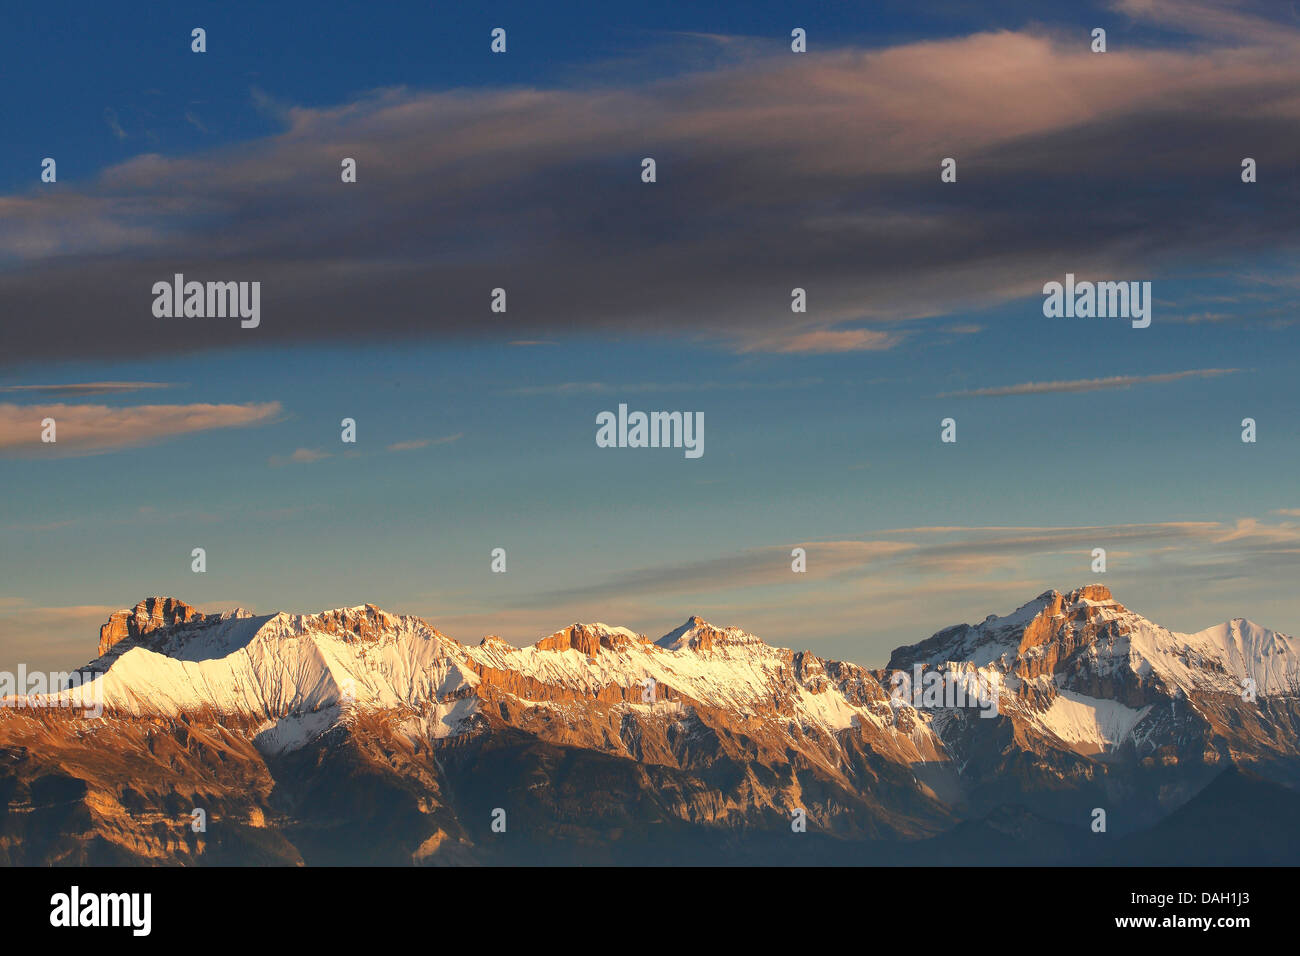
[533,623,647,656]
[63,588,1300,771]
[1194,617,1293,657]
[655,615,765,652]
[1018,584,1121,641]
[282,604,423,644]
[1145,616,1300,697]
[889,584,1125,670]
[1036,584,1116,604]
[1017,585,1124,659]
[886,583,1299,703]
[94,598,444,663]
[67,600,917,758]
[18,588,1300,865]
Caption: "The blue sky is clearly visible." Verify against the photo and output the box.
[3,0,1299,670]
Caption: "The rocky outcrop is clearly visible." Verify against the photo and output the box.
[1015,585,1117,678]
[98,597,204,656]
[299,604,399,643]
[534,623,644,656]
[656,615,766,652]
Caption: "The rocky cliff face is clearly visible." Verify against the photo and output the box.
[97,596,204,656]
[5,586,1298,865]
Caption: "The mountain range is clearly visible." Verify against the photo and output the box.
[2,584,1297,865]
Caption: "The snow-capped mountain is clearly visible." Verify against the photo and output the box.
[2,585,1297,865]
[67,601,944,762]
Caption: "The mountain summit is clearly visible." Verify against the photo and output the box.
[2,586,1297,865]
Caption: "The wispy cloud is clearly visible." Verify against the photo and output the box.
[520,519,1299,610]
[0,401,282,457]
[6,502,327,534]
[268,447,332,467]
[386,433,462,452]
[1159,312,1235,324]
[102,107,126,140]
[739,329,904,354]
[529,540,917,605]
[267,434,464,462]
[0,381,175,398]
[436,513,1300,663]
[1114,0,1299,45]
[505,379,823,397]
[940,368,1242,398]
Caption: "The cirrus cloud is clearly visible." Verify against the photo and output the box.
[939,367,1243,398]
[0,401,282,457]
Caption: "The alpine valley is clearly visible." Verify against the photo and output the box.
[2,585,1298,866]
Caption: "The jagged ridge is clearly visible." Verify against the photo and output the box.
[2,586,1297,865]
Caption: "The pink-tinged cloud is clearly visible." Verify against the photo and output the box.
[0,401,282,457]
[269,447,331,467]
[940,368,1242,398]
[516,518,1300,633]
[386,433,462,452]
[744,329,904,354]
